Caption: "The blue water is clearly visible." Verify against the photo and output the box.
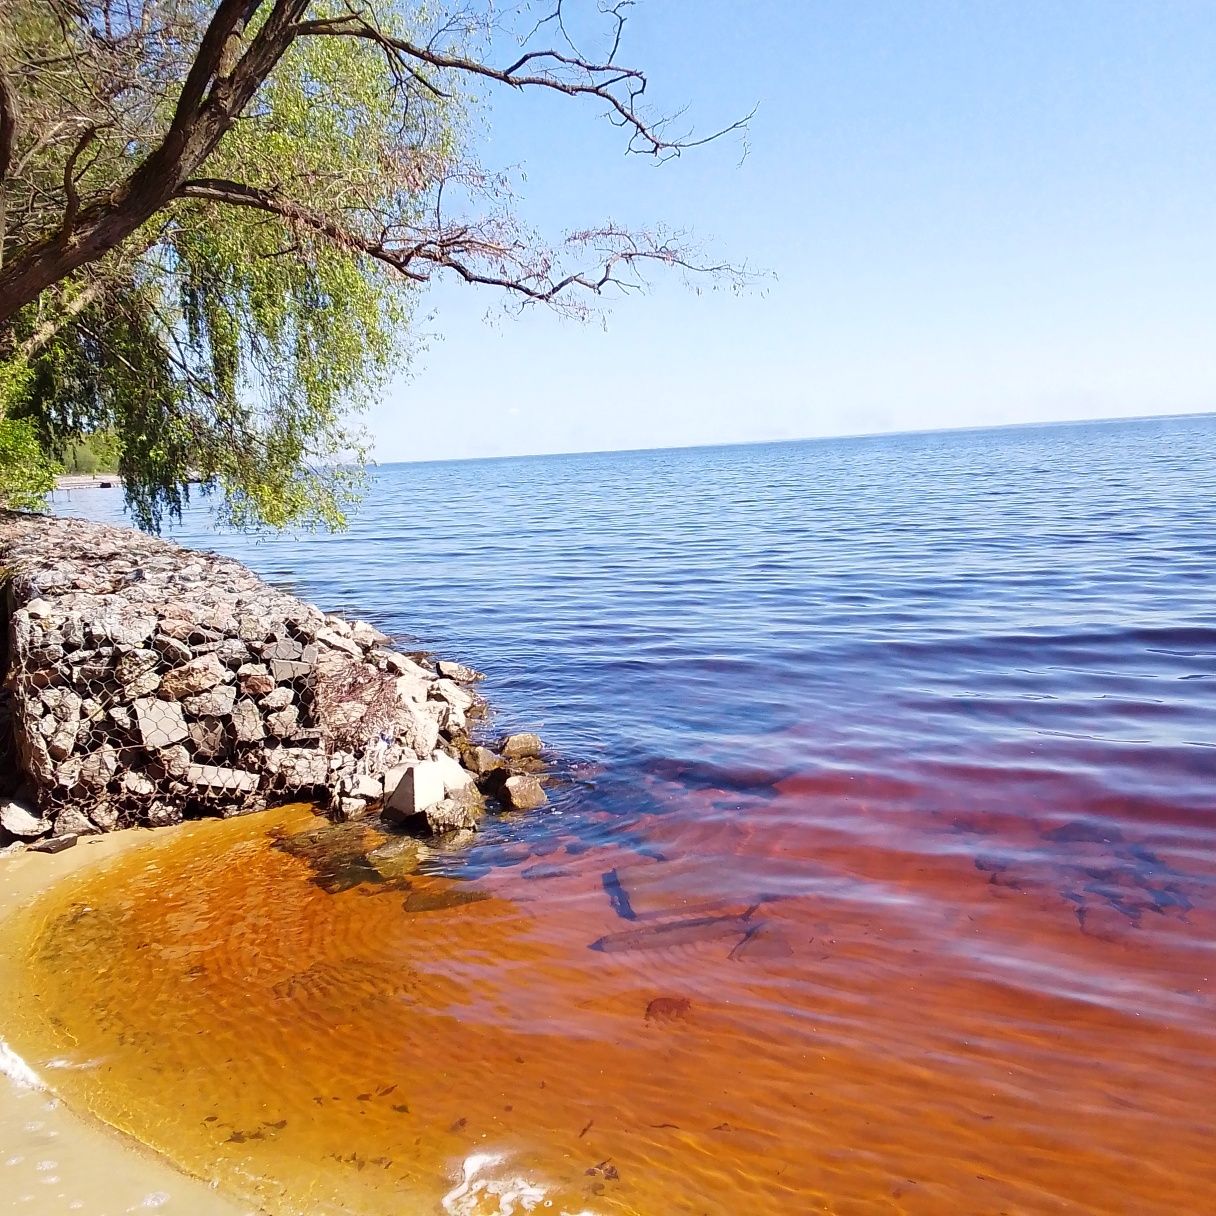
[59,413,1216,823]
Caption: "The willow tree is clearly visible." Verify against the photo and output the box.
[0,0,743,529]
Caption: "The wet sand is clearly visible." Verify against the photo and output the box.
[0,830,250,1216]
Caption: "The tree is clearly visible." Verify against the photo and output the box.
[0,1,746,529]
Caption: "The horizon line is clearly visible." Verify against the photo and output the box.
[371,406,1216,469]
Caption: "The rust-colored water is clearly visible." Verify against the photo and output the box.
[2,766,1213,1216]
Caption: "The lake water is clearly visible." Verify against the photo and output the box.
[6,413,1215,1214]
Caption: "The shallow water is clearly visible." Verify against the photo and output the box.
[15,414,1216,1213]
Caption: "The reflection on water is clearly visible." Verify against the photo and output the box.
[28,414,1216,1212]
[2,760,1214,1215]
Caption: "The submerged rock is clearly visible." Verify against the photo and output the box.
[501,774,548,812]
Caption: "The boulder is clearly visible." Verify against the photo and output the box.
[316,628,362,658]
[437,660,482,683]
[231,698,265,744]
[430,751,477,798]
[186,764,259,796]
[182,683,237,718]
[30,834,78,854]
[266,704,300,738]
[0,798,49,839]
[116,649,162,698]
[159,653,227,699]
[79,744,119,789]
[264,747,328,787]
[423,797,483,833]
[431,678,474,713]
[377,651,433,681]
[465,746,502,776]
[133,698,189,749]
[384,761,446,823]
[270,658,312,683]
[502,775,548,811]
[53,806,96,837]
[501,732,544,760]
[395,698,441,757]
[394,673,430,704]
[189,716,230,759]
[260,686,294,711]
[262,638,303,662]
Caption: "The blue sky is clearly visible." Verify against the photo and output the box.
[367,0,1216,462]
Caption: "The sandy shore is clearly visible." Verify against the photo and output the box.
[0,832,252,1216]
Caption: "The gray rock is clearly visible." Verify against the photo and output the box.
[189,716,229,759]
[42,687,83,722]
[79,745,119,789]
[437,660,483,683]
[264,747,328,787]
[336,797,368,820]
[366,836,429,880]
[384,760,446,823]
[121,771,157,798]
[440,702,466,736]
[262,638,303,662]
[152,634,193,665]
[147,801,183,827]
[30,833,78,854]
[159,653,227,699]
[231,698,265,744]
[501,732,544,759]
[182,683,237,718]
[47,722,80,761]
[158,744,191,779]
[186,764,260,795]
[115,648,162,697]
[53,806,96,837]
[215,637,251,668]
[423,797,483,834]
[502,774,548,811]
[377,651,434,681]
[89,803,119,831]
[466,746,503,776]
[266,704,300,738]
[316,628,362,658]
[260,686,294,711]
[0,799,49,839]
[394,674,430,705]
[430,751,477,797]
[431,678,475,713]
[350,621,391,649]
[344,772,384,801]
[395,699,442,757]
[134,697,189,749]
[270,659,312,683]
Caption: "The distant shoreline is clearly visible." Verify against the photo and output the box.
[54,473,121,491]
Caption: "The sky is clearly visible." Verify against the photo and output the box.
[367,0,1216,462]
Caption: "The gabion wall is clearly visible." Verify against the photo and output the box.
[0,512,482,838]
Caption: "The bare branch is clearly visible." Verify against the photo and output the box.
[292,13,719,158]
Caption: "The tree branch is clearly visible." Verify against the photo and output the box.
[291,13,712,157]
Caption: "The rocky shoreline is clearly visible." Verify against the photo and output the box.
[0,511,547,853]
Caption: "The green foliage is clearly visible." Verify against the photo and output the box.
[61,430,120,475]
[2,3,458,532]
[0,416,60,512]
